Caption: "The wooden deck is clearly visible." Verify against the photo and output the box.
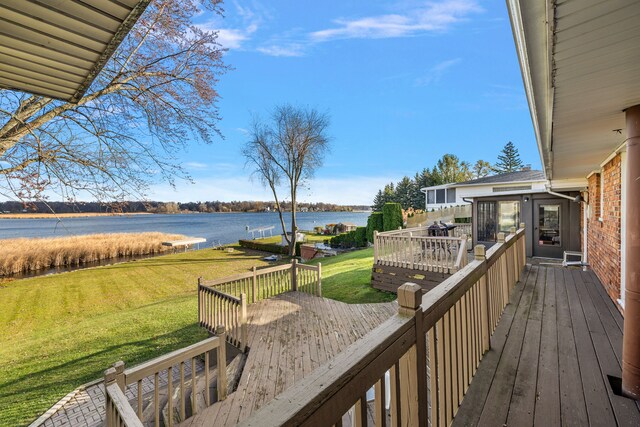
[453,264,640,426]
[180,291,397,427]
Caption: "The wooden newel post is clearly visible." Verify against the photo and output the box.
[475,245,491,352]
[497,232,505,243]
[215,325,228,400]
[252,266,257,303]
[519,222,525,230]
[317,262,322,297]
[104,367,117,427]
[291,259,298,292]
[374,230,379,263]
[397,283,428,427]
[240,293,248,353]
[197,277,203,324]
[113,360,125,390]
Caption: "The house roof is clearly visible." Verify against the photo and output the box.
[455,170,545,186]
[507,0,640,184]
[0,0,151,103]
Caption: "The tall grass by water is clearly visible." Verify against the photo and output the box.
[0,232,186,276]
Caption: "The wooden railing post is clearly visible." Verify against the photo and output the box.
[198,277,203,324]
[475,245,491,352]
[397,283,428,427]
[104,367,117,427]
[374,230,379,263]
[408,232,414,269]
[252,266,257,303]
[215,325,228,400]
[113,360,125,391]
[291,259,298,292]
[240,293,248,352]
[317,263,322,297]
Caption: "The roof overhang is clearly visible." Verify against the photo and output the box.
[0,0,151,103]
[506,0,640,180]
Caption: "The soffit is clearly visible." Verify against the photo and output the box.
[0,0,150,102]
[550,0,640,179]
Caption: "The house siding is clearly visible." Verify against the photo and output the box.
[586,154,622,308]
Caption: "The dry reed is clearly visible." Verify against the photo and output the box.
[0,232,187,276]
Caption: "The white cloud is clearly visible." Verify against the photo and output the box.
[184,162,209,170]
[215,28,250,49]
[256,43,306,57]
[310,0,482,41]
[414,58,462,86]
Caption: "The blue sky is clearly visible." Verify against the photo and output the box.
[149,0,540,205]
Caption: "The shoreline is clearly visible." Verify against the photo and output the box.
[0,212,153,219]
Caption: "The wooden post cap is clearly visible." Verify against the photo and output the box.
[510,226,516,234]
[113,360,125,374]
[215,325,226,335]
[474,245,486,261]
[398,283,422,311]
[497,232,505,243]
[519,222,525,230]
[104,367,117,383]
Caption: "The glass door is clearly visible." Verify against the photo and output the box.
[533,201,564,258]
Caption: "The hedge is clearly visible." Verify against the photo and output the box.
[366,212,384,242]
[330,227,367,249]
[238,239,288,254]
[382,202,403,231]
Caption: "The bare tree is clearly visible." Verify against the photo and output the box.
[0,0,227,202]
[243,105,331,256]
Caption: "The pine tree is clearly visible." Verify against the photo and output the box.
[493,141,523,173]
[395,176,417,210]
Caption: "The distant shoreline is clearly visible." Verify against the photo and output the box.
[0,210,371,219]
[0,212,153,219]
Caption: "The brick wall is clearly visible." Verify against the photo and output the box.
[586,154,622,306]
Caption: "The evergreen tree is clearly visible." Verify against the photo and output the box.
[493,141,523,173]
[432,154,472,184]
[372,190,385,211]
[395,176,417,210]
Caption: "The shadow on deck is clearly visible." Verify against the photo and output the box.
[181,292,397,426]
[453,263,640,426]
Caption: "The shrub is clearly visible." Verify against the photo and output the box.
[366,212,384,242]
[238,239,288,255]
[383,203,403,231]
[354,227,367,247]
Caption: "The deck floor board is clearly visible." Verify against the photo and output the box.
[453,263,640,427]
[182,292,396,426]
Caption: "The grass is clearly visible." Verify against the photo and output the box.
[308,248,396,304]
[0,232,186,276]
[0,246,393,426]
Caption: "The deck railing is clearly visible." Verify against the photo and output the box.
[105,330,227,427]
[239,224,526,427]
[374,228,468,274]
[198,260,321,350]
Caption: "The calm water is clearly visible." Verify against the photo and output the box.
[0,212,370,244]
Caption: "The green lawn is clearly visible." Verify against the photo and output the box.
[0,246,393,426]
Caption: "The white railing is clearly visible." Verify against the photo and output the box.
[239,225,526,426]
[105,331,227,427]
[374,228,468,273]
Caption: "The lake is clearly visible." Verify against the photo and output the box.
[0,212,371,244]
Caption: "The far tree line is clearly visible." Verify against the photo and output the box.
[372,141,525,211]
[0,200,367,214]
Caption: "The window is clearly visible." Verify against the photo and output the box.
[427,190,435,204]
[498,201,520,233]
[446,188,456,203]
[477,201,497,242]
[477,200,520,242]
[538,204,561,246]
[436,189,446,204]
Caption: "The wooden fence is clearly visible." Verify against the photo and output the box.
[374,228,468,274]
[198,260,321,350]
[238,224,527,427]
[105,330,227,427]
